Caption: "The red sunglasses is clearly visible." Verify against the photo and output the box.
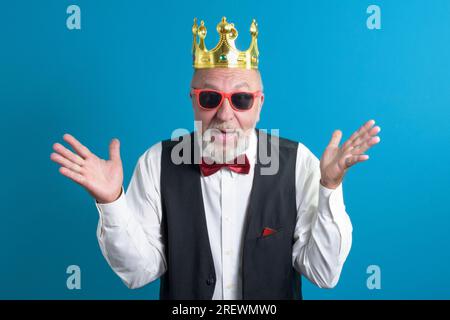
[190,88,264,111]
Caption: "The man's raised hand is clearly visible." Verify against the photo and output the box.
[50,134,123,203]
[320,119,381,189]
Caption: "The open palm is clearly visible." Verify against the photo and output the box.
[320,119,381,189]
[50,134,123,203]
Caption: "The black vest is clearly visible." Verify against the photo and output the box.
[159,129,302,299]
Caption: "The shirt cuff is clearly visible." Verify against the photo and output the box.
[318,183,353,262]
[318,183,350,227]
[95,187,130,227]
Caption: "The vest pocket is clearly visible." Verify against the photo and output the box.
[257,228,283,240]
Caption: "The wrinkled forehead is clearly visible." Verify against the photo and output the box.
[191,68,262,91]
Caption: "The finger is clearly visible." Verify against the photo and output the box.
[50,152,83,173]
[352,126,381,146]
[348,126,380,150]
[342,154,370,168]
[63,133,91,159]
[53,142,85,166]
[343,121,371,148]
[327,130,342,148]
[109,138,121,162]
[59,166,86,186]
[343,119,375,150]
[351,135,381,155]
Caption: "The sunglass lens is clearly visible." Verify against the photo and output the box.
[199,91,222,109]
[231,93,254,110]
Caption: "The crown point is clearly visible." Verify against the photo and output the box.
[198,21,206,39]
[250,19,258,36]
[217,17,232,34]
[192,18,198,34]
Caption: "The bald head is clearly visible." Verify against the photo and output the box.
[191,68,263,92]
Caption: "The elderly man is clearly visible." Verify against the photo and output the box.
[50,17,380,299]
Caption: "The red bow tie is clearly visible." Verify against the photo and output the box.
[199,155,250,177]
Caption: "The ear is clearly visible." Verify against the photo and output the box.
[255,96,264,123]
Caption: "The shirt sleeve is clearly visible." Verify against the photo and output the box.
[95,142,167,289]
[292,143,353,288]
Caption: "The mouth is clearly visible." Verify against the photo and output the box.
[209,128,237,143]
[219,128,236,134]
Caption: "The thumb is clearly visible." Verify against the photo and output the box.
[109,138,121,162]
[328,130,342,148]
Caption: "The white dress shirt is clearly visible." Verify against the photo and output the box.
[95,130,353,299]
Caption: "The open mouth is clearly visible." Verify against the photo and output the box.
[209,129,237,143]
[219,128,235,134]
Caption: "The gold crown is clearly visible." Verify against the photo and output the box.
[192,17,259,70]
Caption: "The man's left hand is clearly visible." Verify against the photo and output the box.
[320,119,381,189]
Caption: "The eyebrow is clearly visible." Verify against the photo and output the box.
[202,81,250,90]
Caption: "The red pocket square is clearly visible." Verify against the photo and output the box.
[262,227,277,237]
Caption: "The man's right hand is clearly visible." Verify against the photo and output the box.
[50,134,124,204]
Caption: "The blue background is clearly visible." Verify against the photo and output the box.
[1,0,449,299]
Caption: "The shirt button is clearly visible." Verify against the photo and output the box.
[225,250,232,255]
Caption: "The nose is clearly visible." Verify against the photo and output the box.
[215,96,235,122]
